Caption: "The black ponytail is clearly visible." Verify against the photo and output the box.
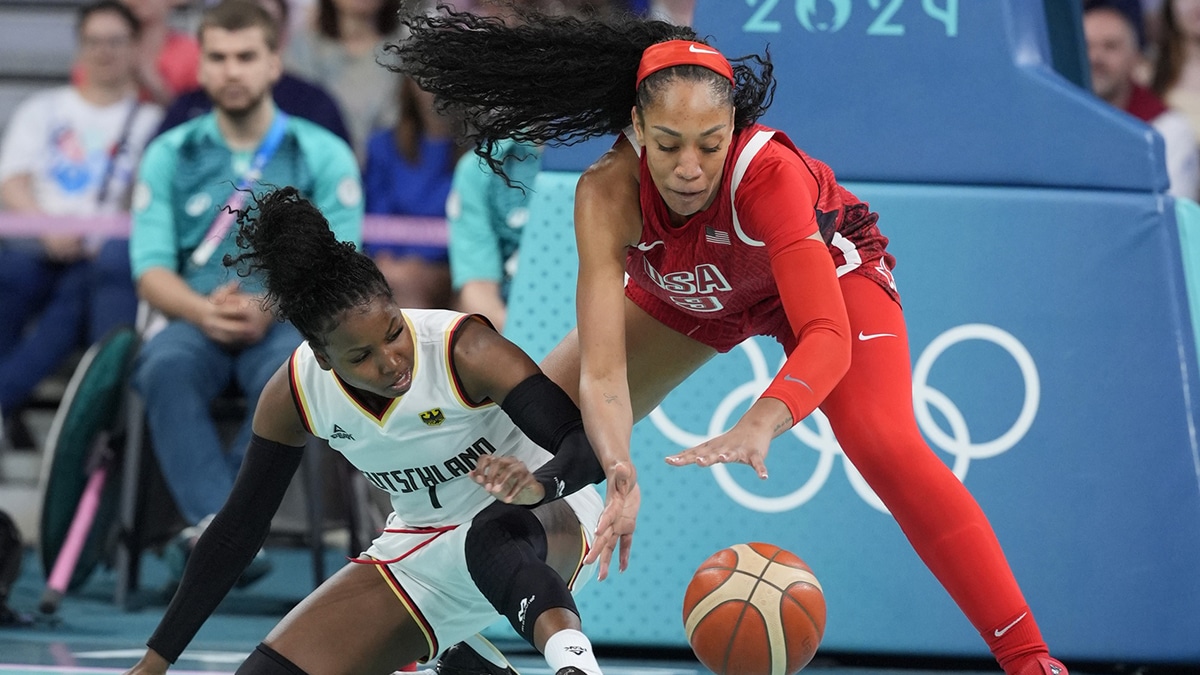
[224,187,390,347]
[386,3,774,177]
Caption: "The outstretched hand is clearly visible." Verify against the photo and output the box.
[584,461,639,580]
[665,425,771,480]
[470,455,545,505]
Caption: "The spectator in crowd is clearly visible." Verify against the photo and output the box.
[1097,0,1150,47]
[1152,0,1200,145]
[129,0,361,583]
[285,0,402,161]
[124,0,201,105]
[440,0,580,331]
[363,75,461,310]
[648,0,693,23]
[155,0,350,144]
[446,139,541,332]
[1087,0,1200,198]
[0,0,163,446]
[73,0,200,106]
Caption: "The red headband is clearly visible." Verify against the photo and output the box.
[635,40,735,89]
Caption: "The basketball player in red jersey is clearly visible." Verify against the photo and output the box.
[389,7,1068,675]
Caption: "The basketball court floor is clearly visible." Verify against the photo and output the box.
[0,545,1165,675]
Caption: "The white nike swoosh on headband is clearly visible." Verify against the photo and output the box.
[688,45,720,55]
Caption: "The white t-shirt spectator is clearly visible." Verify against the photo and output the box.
[0,86,162,215]
[1150,108,1200,201]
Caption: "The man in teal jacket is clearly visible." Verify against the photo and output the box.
[129,0,362,583]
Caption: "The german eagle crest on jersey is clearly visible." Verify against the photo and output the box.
[419,408,445,426]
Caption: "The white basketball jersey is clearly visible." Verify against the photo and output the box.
[289,309,553,527]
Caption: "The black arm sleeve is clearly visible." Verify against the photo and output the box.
[500,373,606,504]
[146,434,305,663]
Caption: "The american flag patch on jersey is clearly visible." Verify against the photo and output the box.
[705,226,731,245]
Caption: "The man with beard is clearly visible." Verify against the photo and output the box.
[128,0,361,586]
[153,0,350,145]
[1085,0,1200,199]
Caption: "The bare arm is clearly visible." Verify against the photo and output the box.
[453,315,542,403]
[0,174,39,212]
[452,317,545,503]
[573,143,643,476]
[137,267,212,324]
[571,143,645,577]
[453,317,605,505]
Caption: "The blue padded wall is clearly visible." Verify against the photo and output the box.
[690,0,1165,190]
[503,175,1200,662]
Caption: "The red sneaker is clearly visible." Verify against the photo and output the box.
[1015,656,1068,675]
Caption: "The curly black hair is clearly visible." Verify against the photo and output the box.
[385,3,774,177]
[223,187,390,348]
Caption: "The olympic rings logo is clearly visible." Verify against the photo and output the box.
[647,324,1039,514]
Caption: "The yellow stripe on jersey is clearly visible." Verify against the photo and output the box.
[288,350,315,435]
[371,558,439,661]
[566,524,590,591]
[444,314,496,410]
[330,371,401,426]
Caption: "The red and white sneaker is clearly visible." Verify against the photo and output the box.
[1015,656,1068,675]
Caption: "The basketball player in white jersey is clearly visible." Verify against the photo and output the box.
[122,186,608,675]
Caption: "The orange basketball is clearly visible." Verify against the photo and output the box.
[682,543,826,675]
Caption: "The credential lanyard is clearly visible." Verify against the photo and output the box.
[96,99,141,208]
[189,111,289,268]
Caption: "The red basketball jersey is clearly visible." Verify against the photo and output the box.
[624,124,897,353]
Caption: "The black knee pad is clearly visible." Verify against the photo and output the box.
[235,643,308,675]
[464,502,578,644]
